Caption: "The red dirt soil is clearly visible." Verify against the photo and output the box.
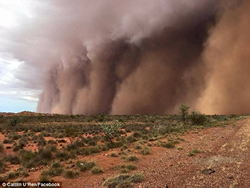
[2,118,250,187]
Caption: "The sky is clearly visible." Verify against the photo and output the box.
[0,0,39,112]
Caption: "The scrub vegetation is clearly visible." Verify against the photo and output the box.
[0,106,245,186]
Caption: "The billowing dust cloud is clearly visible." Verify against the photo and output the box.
[3,0,250,115]
[196,0,250,115]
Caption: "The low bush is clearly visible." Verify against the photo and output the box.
[47,140,57,145]
[39,173,51,182]
[63,170,79,179]
[132,132,142,138]
[126,155,139,162]
[76,161,96,172]
[13,145,23,152]
[188,149,200,156]
[3,139,12,144]
[8,117,22,127]
[0,144,3,153]
[91,166,103,174]
[120,164,137,172]
[103,173,145,187]
[110,153,118,157]
[37,136,46,146]
[5,155,20,164]
[0,158,5,174]
[101,120,122,143]
[126,135,137,143]
[38,147,53,161]
[132,173,145,183]
[160,141,178,148]
[134,144,142,150]
[190,111,207,125]
[140,147,150,155]
[7,171,19,179]
[19,150,37,168]
[51,161,62,168]
[55,151,70,160]
[41,168,64,177]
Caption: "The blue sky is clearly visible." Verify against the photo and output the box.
[0,96,37,112]
[0,56,40,112]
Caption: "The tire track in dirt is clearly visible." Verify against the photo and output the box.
[178,119,250,188]
[137,118,250,188]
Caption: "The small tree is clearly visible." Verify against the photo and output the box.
[101,120,122,143]
[179,104,190,123]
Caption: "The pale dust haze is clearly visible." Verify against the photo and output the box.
[2,0,249,115]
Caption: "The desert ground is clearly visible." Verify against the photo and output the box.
[0,112,249,188]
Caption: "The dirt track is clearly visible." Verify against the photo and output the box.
[137,118,250,188]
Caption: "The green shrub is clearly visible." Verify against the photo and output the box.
[20,150,36,163]
[126,135,137,143]
[88,146,101,154]
[0,158,5,173]
[55,151,70,160]
[140,147,150,155]
[8,117,22,127]
[51,161,62,168]
[48,140,57,144]
[132,173,145,183]
[132,132,142,138]
[106,141,124,149]
[39,173,51,182]
[120,164,137,172]
[101,144,109,151]
[126,155,139,162]
[91,166,103,174]
[0,144,3,153]
[3,139,12,144]
[103,173,145,187]
[63,170,79,179]
[190,111,207,125]
[110,153,118,157]
[103,174,132,187]
[73,139,85,147]
[101,120,122,143]
[142,135,149,140]
[188,149,200,156]
[20,171,29,178]
[76,161,96,172]
[38,147,53,161]
[45,161,64,176]
[5,155,20,164]
[13,145,23,152]
[0,175,7,181]
[126,164,136,171]
[134,144,142,150]
[37,136,46,146]
[88,140,97,146]
[120,168,129,174]
[7,171,19,179]
[41,167,64,177]
[161,141,177,148]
